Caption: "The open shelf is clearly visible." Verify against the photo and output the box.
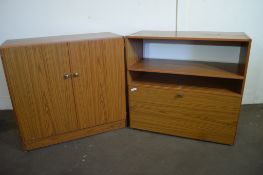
[128,59,244,80]
[130,73,242,97]
[125,31,251,144]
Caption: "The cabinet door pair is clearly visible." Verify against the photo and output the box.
[2,38,126,142]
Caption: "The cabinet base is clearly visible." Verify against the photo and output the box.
[23,120,126,150]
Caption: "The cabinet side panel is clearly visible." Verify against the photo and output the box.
[1,44,78,141]
[239,41,251,95]
[69,38,126,129]
[125,38,143,84]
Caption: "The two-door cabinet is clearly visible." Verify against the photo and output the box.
[0,33,126,150]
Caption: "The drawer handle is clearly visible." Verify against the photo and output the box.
[130,87,137,92]
[175,93,183,98]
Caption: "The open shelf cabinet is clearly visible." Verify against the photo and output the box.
[125,31,251,145]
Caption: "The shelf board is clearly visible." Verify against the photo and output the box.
[129,59,244,80]
[130,74,241,97]
[127,31,251,42]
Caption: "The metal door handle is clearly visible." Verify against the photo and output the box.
[73,72,80,77]
[64,73,72,79]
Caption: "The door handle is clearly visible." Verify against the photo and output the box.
[63,73,72,79]
[73,72,80,78]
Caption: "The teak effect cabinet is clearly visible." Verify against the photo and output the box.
[0,33,126,150]
[125,31,251,145]
[0,31,252,150]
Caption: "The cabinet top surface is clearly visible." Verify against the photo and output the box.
[127,31,251,42]
[1,32,122,48]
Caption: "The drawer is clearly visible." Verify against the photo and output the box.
[128,85,242,144]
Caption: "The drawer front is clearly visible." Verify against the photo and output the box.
[128,85,242,144]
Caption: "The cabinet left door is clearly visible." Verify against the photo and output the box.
[1,43,79,143]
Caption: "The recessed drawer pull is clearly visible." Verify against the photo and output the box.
[175,93,184,98]
[130,87,137,92]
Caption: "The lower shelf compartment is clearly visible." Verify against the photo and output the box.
[130,73,242,97]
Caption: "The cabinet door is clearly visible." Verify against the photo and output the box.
[2,43,79,141]
[69,38,126,129]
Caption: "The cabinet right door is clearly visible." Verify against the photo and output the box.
[69,38,126,129]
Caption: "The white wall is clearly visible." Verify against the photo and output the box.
[0,0,263,109]
[178,0,263,104]
[0,0,177,109]
[144,40,241,63]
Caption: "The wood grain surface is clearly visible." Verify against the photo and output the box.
[129,85,241,144]
[24,120,126,150]
[69,38,126,129]
[128,31,251,42]
[131,73,242,97]
[1,32,121,48]
[129,59,244,80]
[0,32,127,150]
[125,31,251,144]
[124,38,143,84]
[1,43,78,141]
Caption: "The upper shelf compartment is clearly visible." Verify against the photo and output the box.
[127,31,251,42]
[128,59,244,80]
